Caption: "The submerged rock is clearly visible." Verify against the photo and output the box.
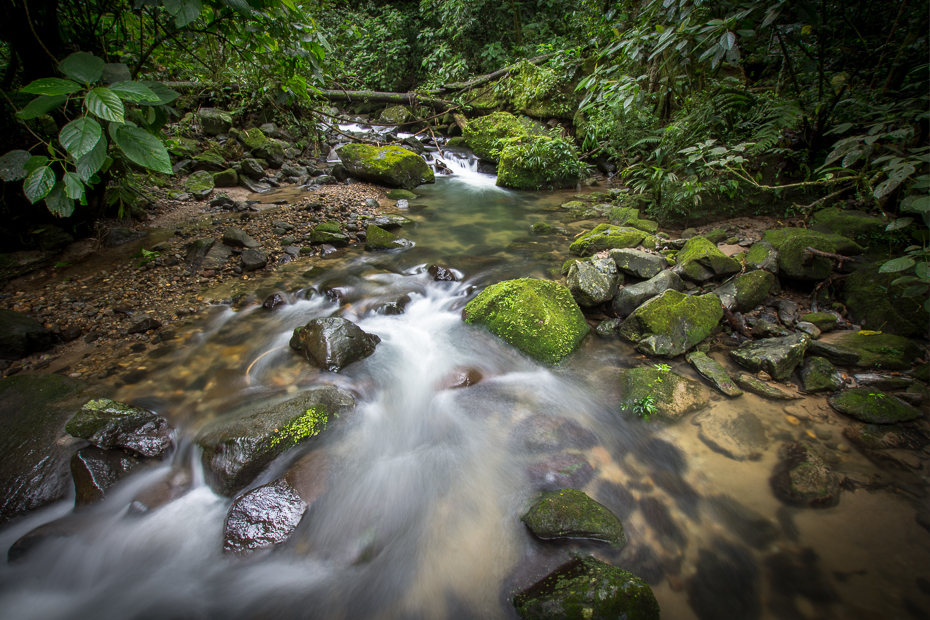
[0,308,55,360]
[618,366,709,423]
[223,478,307,554]
[526,453,595,492]
[617,290,723,357]
[336,144,434,189]
[686,351,742,397]
[522,488,627,547]
[770,442,841,508]
[729,333,810,381]
[66,398,172,458]
[693,410,768,461]
[364,224,413,251]
[833,331,922,370]
[828,388,922,424]
[800,357,844,392]
[289,317,380,372]
[463,278,590,364]
[612,270,683,318]
[513,555,660,620]
[733,374,801,400]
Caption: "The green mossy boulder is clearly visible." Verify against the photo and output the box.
[192,149,226,171]
[744,241,779,274]
[364,224,413,251]
[212,168,238,188]
[560,200,587,211]
[833,331,922,370]
[379,105,413,125]
[801,312,838,332]
[462,111,528,161]
[309,222,349,247]
[713,270,775,312]
[729,334,810,381]
[673,237,741,282]
[445,137,467,148]
[828,388,922,424]
[626,218,659,234]
[463,278,590,364]
[608,206,640,226]
[618,290,723,358]
[513,555,660,620]
[844,263,929,337]
[762,228,864,280]
[521,488,626,547]
[566,260,617,307]
[569,224,648,257]
[235,128,287,168]
[337,144,434,189]
[184,170,214,199]
[197,108,233,135]
[386,189,417,200]
[618,366,710,422]
[810,207,886,244]
[800,357,844,392]
[686,351,743,397]
[704,228,728,244]
[733,373,802,400]
[497,135,582,190]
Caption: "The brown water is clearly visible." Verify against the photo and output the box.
[0,163,928,620]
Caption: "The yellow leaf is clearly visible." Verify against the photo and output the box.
[801,25,812,34]
[857,330,883,336]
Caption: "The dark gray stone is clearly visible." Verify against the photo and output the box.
[609,248,668,279]
[289,317,380,372]
[612,270,683,318]
[730,334,810,381]
[223,478,307,553]
[240,249,267,271]
[71,446,141,505]
[0,308,54,360]
[222,227,261,249]
[686,351,743,397]
[66,398,172,458]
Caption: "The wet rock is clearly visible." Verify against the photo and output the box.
[196,385,355,495]
[611,270,683,318]
[853,373,914,391]
[184,170,214,199]
[744,241,778,274]
[751,318,789,338]
[386,189,416,200]
[239,176,271,193]
[569,224,648,257]
[239,158,265,180]
[104,227,144,247]
[439,367,483,389]
[800,357,843,392]
[427,264,457,281]
[842,422,930,470]
[223,478,307,554]
[522,488,626,547]
[730,333,810,381]
[687,541,760,620]
[289,316,380,372]
[336,144,434,189]
[833,331,922,370]
[197,108,233,135]
[770,442,841,508]
[844,262,929,337]
[213,168,238,187]
[763,227,864,280]
[595,318,622,337]
[7,515,88,563]
[511,415,597,452]
[609,248,667,279]
[800,312,838,332]
[364,224,413,251]
[566,260,617,307]
[66,398,172,458]
[0,374,86,524]
[527,453,595,492]
[618,290,723,358]
[0,308,54,359]
[240,249,267,271]
[283,449,330,504]
[309,221,350,247]
[71,446,141,505]
[463,278,590,364]
[367,214,413,230]
[733,373,801,400]
[673,236,741,283]
[828,388,922,424]
[378,294,411,315]
[693,410,768,461]
[129,469,192,513]
[795,321,822,339]
[127,317,161,334]
[713,270,775,313]
[222,227,261,249]
[686,351,742,397]
[262,293,287,310]
[807,339,859,365]
[513,555,659,620]
[618,366,709,423]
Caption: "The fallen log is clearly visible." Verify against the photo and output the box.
[316,90,456,110]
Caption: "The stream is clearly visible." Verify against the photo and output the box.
[0,150,928,620]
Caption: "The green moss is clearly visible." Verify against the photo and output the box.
[834,331,922,370]
[675,237,741,281]
[462,111,529,162]
[463,278,590,364]
[569,224,648,257]
[337,144,434,190]
[184,170,214,196]
[560,200,587,211]
[801,312,838,331]
[627,218,659,234]
[521,488,626,547]
[810,207,886,244]
[386,189,417,200]
[844,263,929,337]
[269,405,331,448]
[618,366,709,422]
[445,137,467,148]
[364,224,410,250]
[608,206,640,225]
[314,220,342,234]
[828,388,921,424]
[617,290,723,357]
[704,228,727,243]
[496,135,584,190]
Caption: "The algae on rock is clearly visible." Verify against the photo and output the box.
[617,290,723,357]
[336,144,434,189]
[618,366,710,422]
[521,488,627,547]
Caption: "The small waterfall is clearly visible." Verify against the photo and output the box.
[427,148,506,192]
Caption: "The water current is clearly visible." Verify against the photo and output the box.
[0,150,928,620]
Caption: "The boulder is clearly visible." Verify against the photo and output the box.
[800,312,838,332]
[195,386,355,495]
[197,108,233,135]
[367,214,413,230]
[240,249,267,271]
[336,144,434,189]
[497,135,582,190]
[235,128,287,168]
[617,290,723,357]
[612,270,683,318]
[852,373,915,391]
[569,224,648,257]
[212,168,238,187]
[770,442,841,508]
[462,111,527,162]
[686,351,742,396]
[0,308,54,359]
[240,158,265,180]
[733,374,801,400]
[463,278,590,364]
[713,270,774,313]
[71,446,141,505]
[828,388,922,424]
[832,331,922,370]
[386,189,417,200]
[618,366,709,423]
[744,241,778,274]
[222,227,260,249]
[762,228,863,280]
[184,170,214,199]
[800,357,844,392]
[807,339,860,365]
[66,398,172,458]
[513,555,660,620]
[844,262,929,337]
[693,410,768,461]
[810,207,886,243]
[223,478,307,554]
[673,236,741,283]
[379,104,412,125]
[566,260,617,307]
[289,317,380,372]
[729,333,810,381]
[192,149,226,172]
[365,224,413,250]
[522,488,627,547]
[526,453,595,492]
[609,248,668,279]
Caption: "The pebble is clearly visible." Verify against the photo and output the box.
[785,415,801,425]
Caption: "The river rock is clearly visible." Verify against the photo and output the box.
[526,453,595,492]
[364,224,413,250]
[770,442,841,508]
[611,270,683,318]
[800,312,838,332]
[387,189,417,200]
[751,318,789,338]
[262,293,287,310]
[197,108,233,135]
[463,278,590,364]
[762,228,864,280]
[618,366,709,423]
[240,249,267,271]
[71,446,141,505]
[566,260,616,307]
[800,357,843,392]
[744,241,779,274]
[609,248,667,279]
[673,236,741,282]
[852,373,914,391]
[427,264,457,281]
[522,488,627,547]
[686,541,761,620]
[686,351,742,396]
[828,388,922,424]
[807,339,859,365]
[213,168,238,187]
[729,333,810,381]
[66,398,172,458]
[617,290,723,357]
[367,214,413,230]
[844,262,930,337]
[569,224,648,257]
[795,321,822,339]
[0,308,55,359]
[240,158,265,180]
[196,386,355,495]
[289,317,380,372]
[336,144,434,189]
[222,227,260,249]
[511,414,598,453]
[184,170,214,199]
[733,374,801,400]
[833,331,921,370]
[693,410,768,461]
[234,127,287,168]
[0,374,86,524]
[513,555,659,620]
[223,478,307,554]
[713,270,775,313]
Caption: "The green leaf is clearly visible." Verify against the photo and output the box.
[63,172,84,200]
[109,81,161,103]
[76,137,107,182]
[891,275,919,286]
[222,0,252,14]
[0,150,32,182]
[59,117,103,159]
[139,81,180,106]
[85,87,125,122]
[720,31,736,50]
[114,126,172,174]
[58,52,104,84]
[902,284,928,298]
[885,217,913,231]
[916,262,930,280]
[16,95,67,120]
[904,195,930,213]
[879,257,916,273]
[43,182,75,217]
[24,156,49,174]
[24,166,56,203]
[20,78,82,96]
[170,0,202,27]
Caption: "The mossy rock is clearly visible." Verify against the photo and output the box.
[521,488,626,547]
[445,137,467,148]
[843,262,929,337]
[463,278,590,364]
[829,388,921,424]
[379,105,413,125]
[800,356,844,392]
[168,136,200,158]
[729,334,810,381]
[513,555,660,620]
[801,312,838,331]
[462,111,529,162]
[833,331,922,370]
[560,200,588,211]
[212,168,238,187]
[386,189,417,200]
[569,224,648,257]
[184,170,214,199]
[674,237,741,282]
[770,442,841,508]
[66,398,171,457]
[714,270,775,313]
[497,135,582,190]
[364,224,413,251]
[236,128,287,168]
[618,366,709,422]
[704,228,728,244]
[197,108,233,135]
[762,228,864,281]
[744,241,779,274]
[314,220,342,234]
[618,290,723,357]
[686,351,743,397]
[626,218,659,234]
[337,144,434,190]
[192,149,226,171]
[810,207,887,245]
[608,206,640,226]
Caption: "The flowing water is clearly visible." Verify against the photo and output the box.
[1,155,928,620]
